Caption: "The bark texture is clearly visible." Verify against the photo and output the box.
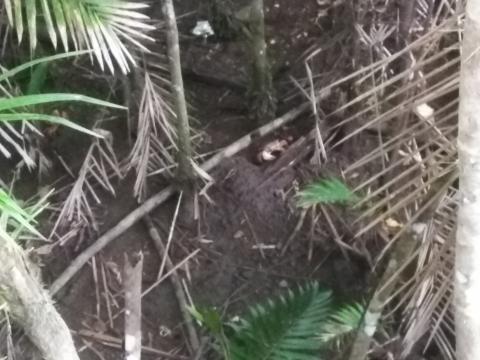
[162,0,194,183]
[248,0,276,121]
[0,240,79,360]
[456,2,480,359]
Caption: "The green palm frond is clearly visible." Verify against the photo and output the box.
[296,178,357,208]
[227,283,332,360]
[0,188,49,242]
[5,0,155,73]
[319,302,364,347]
[0,53,127,165]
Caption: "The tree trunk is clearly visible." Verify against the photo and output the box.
[247,0,276,122]
[162,0,194,183]
[0,239,79,360]
[456,2,480,359]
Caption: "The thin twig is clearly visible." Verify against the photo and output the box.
[243,211,265,259]
[100,261,114,329]
[281,209,307,256]
[159,193,183,278]
[75,330,187,360]
[143,215,200,353]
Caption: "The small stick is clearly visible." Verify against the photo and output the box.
[281,209,307,256]
[143,215,200,353]
[320,205,361,259]
[100,261,114,329]
[123,252,144,360]
[159,192,183,278]
[192,337,209,360]
[92,256,101,319]
[81,339,107,360]
[75,330,187,360]
[243,211,265,259]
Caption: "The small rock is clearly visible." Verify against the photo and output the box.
[234,230,244,239]
[279,279,289,288]
[191,21,214,38]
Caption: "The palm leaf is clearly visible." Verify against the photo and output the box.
[127,71,177,200]
[299,1,461,358]
[49,129,122,242]
[296,178,357,208]
[227,283,332,360]
[319,302,364,346]
[0,53,126,164]
[0,50,92,82]
[0,188,48,241]
[4,0,155,73]
[0,94,125,138]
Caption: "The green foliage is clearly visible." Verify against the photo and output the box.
[193,283,364,360]
[4,0,154,73]
[0,52,129,165]
[26,62,49,95]
[190,305,224,336]
[0,93,124,137]
[0,189,50,243]
[319,302,365,347]
[296,178,357,208]
[228,283,331,360]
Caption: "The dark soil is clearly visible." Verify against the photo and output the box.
[5,1,376,360]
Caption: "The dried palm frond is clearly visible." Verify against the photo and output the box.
[126,49,206,200]
[399,187,457,360]
[127,71,177,200]
[301,0,462,358]
[4,0,155,73]
[50,129,122,242]
[0,52,125,172]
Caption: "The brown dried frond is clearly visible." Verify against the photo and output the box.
[50,129,122,242]
[127,71,177,201]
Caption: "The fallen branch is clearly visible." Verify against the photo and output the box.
[144,215,200,353]
[123,252,143,360]
[1,239,79,360]
[50,96,329,295]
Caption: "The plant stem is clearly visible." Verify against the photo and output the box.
[162,0,194,183]
[247,0,276,121]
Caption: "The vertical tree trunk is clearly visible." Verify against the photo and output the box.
[248,0,276,121]
[0,240,79,360]
[456,2,480,359]
[162,0,194,183]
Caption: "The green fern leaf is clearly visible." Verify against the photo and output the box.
[319,302,364,346]
[296,178,357,208]
[227,282,333,360]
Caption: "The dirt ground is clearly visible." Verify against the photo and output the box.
[11,1,377,359]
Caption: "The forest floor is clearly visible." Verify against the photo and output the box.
[11,1,384,359]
